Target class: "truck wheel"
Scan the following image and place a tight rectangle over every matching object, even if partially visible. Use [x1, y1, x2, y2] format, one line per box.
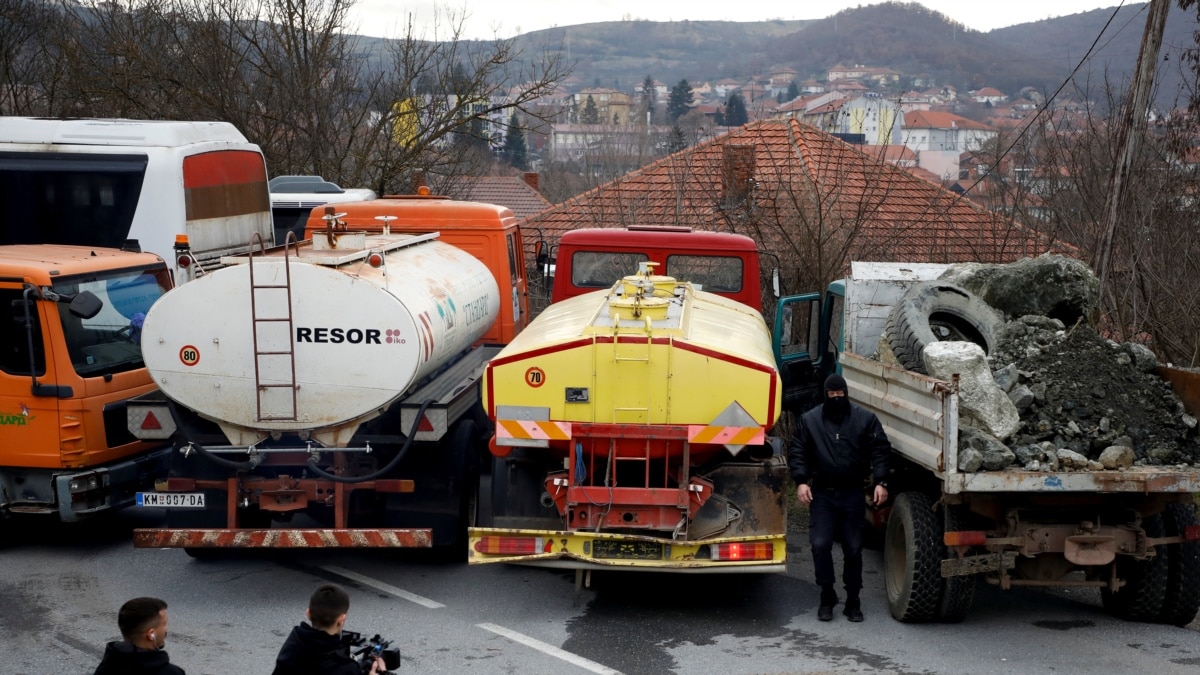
[937, 504, 976, 623]
[1158, 504, 1200, 626]
[884, 492, 943, 622]
[435, 419, 479, 561]
[882, 282, 1002, 374]
[1101, 514, 1170, 622]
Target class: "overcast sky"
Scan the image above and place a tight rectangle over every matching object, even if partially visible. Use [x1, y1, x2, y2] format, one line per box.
[349, 1, 1125, 40]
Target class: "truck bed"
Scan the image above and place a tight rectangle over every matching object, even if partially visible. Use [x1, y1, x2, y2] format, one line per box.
[841, 352, 1200, 494]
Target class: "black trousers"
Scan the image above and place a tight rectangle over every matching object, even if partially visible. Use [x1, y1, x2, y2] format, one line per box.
[809, 486, 866, 595]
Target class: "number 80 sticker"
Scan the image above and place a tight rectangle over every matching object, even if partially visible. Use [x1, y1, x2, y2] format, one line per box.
[179, 345, 200, 367]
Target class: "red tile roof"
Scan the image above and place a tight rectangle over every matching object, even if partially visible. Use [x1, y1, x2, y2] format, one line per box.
[905, 110, 995, 132]
[451, 176, 552, 222]
[523, 120, 1055, 272]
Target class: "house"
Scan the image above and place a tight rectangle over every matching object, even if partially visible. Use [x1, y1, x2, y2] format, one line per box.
[522, 119, 1054, 297]
[573, 88, 633, 125]
[971, 87, 1008, 105]
[712, 78, 743, 99]
[800, 79, 826, 94]
[835, 93, 903, 145]
[902, 111, 997, 153]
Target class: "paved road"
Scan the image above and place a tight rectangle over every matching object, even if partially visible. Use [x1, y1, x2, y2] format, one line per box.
[4, 508, 1200, 674]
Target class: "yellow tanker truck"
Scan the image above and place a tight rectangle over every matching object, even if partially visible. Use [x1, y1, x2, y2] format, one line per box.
[469, 261, 795, 574]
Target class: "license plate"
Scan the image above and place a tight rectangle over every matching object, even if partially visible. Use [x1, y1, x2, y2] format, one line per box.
[137, 492, 205, 508]
[591, 540, 664, 560]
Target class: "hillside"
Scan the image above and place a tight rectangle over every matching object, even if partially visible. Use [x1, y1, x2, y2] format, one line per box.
[499, 2, 1198, 106]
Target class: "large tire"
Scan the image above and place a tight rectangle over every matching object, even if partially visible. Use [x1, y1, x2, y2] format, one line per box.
[1101, 514, 1170, 622]
[1159, 504, 1200, 626]
[937, 504, 977, 623]
[882, 282, 1002, 374]
[884, 492, 943, 623]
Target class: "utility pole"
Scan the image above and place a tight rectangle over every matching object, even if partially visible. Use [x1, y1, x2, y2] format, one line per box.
[1095, 0, 1170, 290]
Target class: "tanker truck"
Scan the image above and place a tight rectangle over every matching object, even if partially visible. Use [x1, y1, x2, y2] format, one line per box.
[775, 261, 1200, 624]
[128, 194, 529, 554]
[467, 261, 797, 575]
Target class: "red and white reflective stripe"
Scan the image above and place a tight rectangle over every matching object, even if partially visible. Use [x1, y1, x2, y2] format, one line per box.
[132, 528, 432, 548]
[687, 425, 764, 445]
[495, 420, 572, 442]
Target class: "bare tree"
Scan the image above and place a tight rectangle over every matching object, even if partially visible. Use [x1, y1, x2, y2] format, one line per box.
[39, 0, 569, 194]
[0, 0, 60, 114]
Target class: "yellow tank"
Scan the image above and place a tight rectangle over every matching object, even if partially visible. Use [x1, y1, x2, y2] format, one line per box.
[483, 267, 780, 456]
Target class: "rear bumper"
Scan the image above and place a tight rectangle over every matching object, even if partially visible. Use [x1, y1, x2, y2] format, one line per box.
[468, 527, 787, 573]
[132, 528, 433, 549]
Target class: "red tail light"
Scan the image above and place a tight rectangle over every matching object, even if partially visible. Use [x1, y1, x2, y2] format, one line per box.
[177, 254, 192, 268]
[944, 531, 987, 546]
[474, 536, 548, 555]
[710, 542, 774, 561]
[1184, 525, 1200, 541]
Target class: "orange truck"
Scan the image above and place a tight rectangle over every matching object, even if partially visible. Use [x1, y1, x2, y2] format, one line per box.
[128, 193, 530, 554]
[1, 244, 174, 523]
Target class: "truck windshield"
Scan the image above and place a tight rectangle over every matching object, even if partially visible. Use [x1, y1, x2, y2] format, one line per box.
[666, 254, 744, 292]
[0, 152, 148, 248]
[53, 267, 171, 377]
[571, 251, 650, 288]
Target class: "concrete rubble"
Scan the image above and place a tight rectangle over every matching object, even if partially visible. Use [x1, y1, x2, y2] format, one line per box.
[886, 256, 1200, 472]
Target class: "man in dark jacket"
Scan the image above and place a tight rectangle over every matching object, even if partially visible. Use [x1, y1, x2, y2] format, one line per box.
[94, 597, 185, 675]
[789, 373, 892, 622]
[273, 583, 383, 675]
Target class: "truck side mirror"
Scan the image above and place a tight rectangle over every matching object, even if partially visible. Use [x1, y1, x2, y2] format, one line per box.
[68, 290, 103, 320]
[11, 298, 27, 324]
[535, 240, 548, 266]
[771, 268, 780, 298]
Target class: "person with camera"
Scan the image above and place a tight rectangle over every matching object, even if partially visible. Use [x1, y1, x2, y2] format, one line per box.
[273, 583, 384, 675]
[94, 596, 186, 675]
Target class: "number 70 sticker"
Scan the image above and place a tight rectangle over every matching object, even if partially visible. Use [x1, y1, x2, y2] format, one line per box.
[179, 345, 200, 366]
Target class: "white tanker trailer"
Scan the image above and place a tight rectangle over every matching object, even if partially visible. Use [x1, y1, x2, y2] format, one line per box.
[127, 197, 530, 553]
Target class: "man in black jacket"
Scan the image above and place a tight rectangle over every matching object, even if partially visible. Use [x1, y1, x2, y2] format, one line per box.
[789, 373, 892, 622]
[273, 583, 383, 675]
[94, 597, 185, 675]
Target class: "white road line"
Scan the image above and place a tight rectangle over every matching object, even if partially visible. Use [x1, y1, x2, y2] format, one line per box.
[320, 565, 445, 609]
[477, 622, 623, 675]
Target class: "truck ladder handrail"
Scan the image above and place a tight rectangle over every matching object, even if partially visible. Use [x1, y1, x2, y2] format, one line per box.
[247, 231, 299, 421]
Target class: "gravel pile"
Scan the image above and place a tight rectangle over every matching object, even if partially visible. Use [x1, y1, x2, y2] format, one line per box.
[981, 316, 1200, 470]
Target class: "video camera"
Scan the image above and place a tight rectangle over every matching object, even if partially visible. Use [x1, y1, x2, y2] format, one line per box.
[342, 630, 401, 673]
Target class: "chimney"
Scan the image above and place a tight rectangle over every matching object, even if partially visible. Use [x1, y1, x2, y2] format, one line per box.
[722, 145, 756, 201]
[523, 172, 540, 192]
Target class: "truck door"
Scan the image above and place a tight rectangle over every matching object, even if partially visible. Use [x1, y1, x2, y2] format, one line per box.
[0, 284, 62, 469]
[772, 293, 822, 414]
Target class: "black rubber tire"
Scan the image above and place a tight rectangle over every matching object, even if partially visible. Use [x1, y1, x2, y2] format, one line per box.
[435, 419, 479, 561]
[882, 282, 1002, 374]
[884, 492, 943, 623]
[937, 504, 977, 623]
[1101, 514, 1170, 622]
[1159, 504, 1200, 626]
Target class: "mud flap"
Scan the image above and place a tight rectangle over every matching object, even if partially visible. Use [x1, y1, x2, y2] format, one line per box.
[689, 457, 787, 540]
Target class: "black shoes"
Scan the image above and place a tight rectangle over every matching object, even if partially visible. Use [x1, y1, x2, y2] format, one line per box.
[843, 598, 864, 622]
[817, 587, 838, 621]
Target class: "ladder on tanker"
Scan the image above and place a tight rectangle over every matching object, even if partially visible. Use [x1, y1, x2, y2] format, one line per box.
[247, 232, 299, 421]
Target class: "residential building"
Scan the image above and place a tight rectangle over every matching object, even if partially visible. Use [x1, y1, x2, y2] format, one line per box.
[835, 93, 903, 145]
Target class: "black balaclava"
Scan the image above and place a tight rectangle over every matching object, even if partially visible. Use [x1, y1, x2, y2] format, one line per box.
[822, 373, 851, 422]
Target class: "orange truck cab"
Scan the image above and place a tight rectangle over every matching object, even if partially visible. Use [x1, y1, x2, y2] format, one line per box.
[545, 226, 765, 312]
[1, 244, 174, 521]
[304, 191, 529, 345]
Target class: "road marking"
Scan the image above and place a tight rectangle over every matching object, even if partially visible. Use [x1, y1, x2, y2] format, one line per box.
[320, 565, 445, 609]
[477, 623, 623, 674]
[54, 632, 105, 660]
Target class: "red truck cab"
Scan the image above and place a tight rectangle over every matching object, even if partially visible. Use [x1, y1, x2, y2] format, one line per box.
[547, 226, 764, 311]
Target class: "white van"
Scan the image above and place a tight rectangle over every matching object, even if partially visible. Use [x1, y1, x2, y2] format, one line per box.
[0, 117, 273, 272]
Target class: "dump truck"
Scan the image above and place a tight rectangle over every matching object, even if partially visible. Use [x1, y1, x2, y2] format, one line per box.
[128, 195, 529, 553]
[0, 117, 273, 281]
[468, 257, 803, 575]
[775, 261, 1200, 624]
[1, 244, 174, 524]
